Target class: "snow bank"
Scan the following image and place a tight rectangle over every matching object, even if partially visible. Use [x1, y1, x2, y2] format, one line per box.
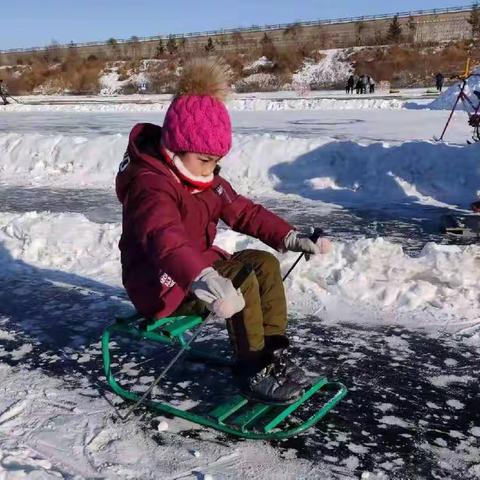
[1, 97, 405, 112]
[1, 211, 479, 330]
[1, 132, 479, 209]
[427, 69, 480, 110]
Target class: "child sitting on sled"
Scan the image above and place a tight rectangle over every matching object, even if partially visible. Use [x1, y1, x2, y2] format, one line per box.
[116, 59, 332, 404]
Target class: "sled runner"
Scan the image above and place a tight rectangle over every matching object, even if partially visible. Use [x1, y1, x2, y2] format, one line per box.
[101, 312, 347, 439]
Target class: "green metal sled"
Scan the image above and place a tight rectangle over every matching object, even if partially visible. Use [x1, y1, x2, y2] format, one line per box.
[101, 312, 348, 439]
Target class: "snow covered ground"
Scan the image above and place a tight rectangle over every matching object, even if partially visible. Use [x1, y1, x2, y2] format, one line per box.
[0, 89, 479, 479]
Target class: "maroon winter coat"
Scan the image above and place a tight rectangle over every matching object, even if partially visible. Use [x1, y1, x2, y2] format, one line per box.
[116, 123, 293, 319]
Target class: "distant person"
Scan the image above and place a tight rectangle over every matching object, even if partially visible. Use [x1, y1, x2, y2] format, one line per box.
[360, 74, 368, 94]
[435, 72, 444, 92]
[355, 77, 362, 94]
[346, 75, 355, 94]
[0, 79, 9, 105]
[368, 76, 376, 94]
[471, 200, 480, 213]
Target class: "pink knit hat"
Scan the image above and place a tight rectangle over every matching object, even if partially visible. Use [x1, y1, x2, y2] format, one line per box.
[162, 59, 232, 157]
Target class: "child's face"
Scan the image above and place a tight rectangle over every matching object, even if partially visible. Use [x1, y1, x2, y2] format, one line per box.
[179, 152, 221, 177]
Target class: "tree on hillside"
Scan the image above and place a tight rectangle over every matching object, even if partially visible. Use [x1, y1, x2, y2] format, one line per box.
[260, 32, 276, 59]
[107, 38, 119, 59]
[45, 39, 63, 63]
[205, 37, 215, 53]
[468, 4, 480, 39]
[129, 36, 140, 60]
[178, 35, 188, 52]
[232, 31, 243, 51]
[155, 38, 165, 57]
[166, 35, 178, 55]
[407, 15, 416, 43]
[387, 15, 402, 43]
[354, 21, 366, 46]
[283, 22, 302, 39]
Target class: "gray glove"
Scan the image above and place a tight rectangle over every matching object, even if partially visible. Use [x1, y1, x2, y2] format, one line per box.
[191, 267, 245, 318]
[283, 229, 332, 259]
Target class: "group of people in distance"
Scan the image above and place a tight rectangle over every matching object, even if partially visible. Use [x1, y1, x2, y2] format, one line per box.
[346, 74, 375, 94]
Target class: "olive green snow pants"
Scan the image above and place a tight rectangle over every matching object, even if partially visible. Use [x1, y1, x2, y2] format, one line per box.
[174, 249, 288, 358]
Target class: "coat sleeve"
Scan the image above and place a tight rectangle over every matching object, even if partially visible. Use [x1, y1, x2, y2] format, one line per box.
[218, 178, 293, 251]
[127, 173, 212, 290]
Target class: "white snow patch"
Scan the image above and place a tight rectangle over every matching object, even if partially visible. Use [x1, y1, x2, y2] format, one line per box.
[379, 416, 410, 428]
[428, 67, 480, 110]
[446, 399, 465, 410]
[242, 56, 274, 74]
[292, 49, 353, 89]
[429, 375, 476, 387]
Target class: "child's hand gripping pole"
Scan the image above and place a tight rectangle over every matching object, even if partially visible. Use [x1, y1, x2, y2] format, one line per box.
[282, 227, 324, 282]
[121, 264, 253, 422]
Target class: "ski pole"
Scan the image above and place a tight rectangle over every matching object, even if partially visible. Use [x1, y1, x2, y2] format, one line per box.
[121, 263, 253, 421]
[438, 79, 466, 141]
[282, 228, 324, 282]
[7, 94, 22, 104]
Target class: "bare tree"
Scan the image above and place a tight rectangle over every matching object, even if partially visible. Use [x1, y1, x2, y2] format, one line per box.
[155, 38, 165, 58]
[260, 32, 276, 59]
[107, 38, 120, 59]
[166, 35, 178, 55]
[407, 15, 417, 43]
[129, 35, 140, 60]
[354, 21, 366, 46]
[205, 37, 215, 53]
[468, 4, 480, 39]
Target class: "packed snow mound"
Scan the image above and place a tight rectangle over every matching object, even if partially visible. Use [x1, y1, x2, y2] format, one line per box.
[99, 60, 164, 95]
[242, 56, 275, 74]
[292, 49, 353, 89]
[1, 211, 479, 328]
[235, 73, 279, 92]
[427, 68, 480, 110]
[2, 97, 405, 112]
[1, 133, 479, 209]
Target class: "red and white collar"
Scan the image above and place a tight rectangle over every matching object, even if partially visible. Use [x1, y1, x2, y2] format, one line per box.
[160, 144, 214, 191]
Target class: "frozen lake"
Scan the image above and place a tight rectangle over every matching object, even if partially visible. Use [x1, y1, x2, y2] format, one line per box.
[0, 95, 479, 479]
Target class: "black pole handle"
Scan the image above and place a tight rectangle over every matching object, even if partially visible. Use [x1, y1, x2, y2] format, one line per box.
[282, 227, 325, 282]
[310, 227, 324, 243]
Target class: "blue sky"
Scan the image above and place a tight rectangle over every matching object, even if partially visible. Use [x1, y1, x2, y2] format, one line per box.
[0, 0, 472, 50]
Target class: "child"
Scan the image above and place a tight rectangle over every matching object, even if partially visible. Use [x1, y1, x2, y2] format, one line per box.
[116, 59, 331, 404]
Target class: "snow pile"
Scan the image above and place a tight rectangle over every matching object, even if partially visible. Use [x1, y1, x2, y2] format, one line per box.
[99, 60, 163, 95]
[427, 68, 480, 110]
[1, 211, 479, 330]
[0, 133, 125, 187]
[2, 132, 479, 210]
[292, 49, 353, 89]
[235, 73, 279, 92]
[0, 211, 121, 285]
[242, 56, 274, 74]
